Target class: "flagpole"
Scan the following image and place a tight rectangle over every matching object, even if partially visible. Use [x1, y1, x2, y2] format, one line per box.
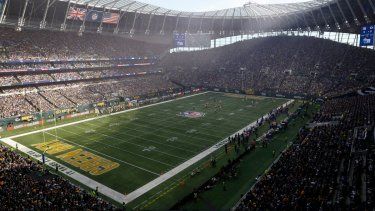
[40, 100, 47, 168]
[40, 100, 46, 144]
[54, 109, 58, 141]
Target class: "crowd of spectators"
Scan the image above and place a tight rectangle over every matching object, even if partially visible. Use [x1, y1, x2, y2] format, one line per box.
[0, 27, 168, 61]
[236, 94, 375, 210]
[0, 61, 156, 86]
[0, 75, 177, 119]
[1, 25, 374, 209]
[161, 36, 375, 97]
[173, 100, 297, 209]
[0, 144, 115, 209]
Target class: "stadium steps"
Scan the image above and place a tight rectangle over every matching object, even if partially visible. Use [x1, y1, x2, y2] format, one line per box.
[14, 76, 22, 83]
[24, 97, 40, 112]
[170, 80, 186, 88]
[277, 74, 288, 89]
[48, 73, 58, 82]
[158, 50, 170, 61]
[77, 71, 85, 78]
[361, 156, 367, 204]
[38, 92, 59, 109]
[58, 91, 77, 106]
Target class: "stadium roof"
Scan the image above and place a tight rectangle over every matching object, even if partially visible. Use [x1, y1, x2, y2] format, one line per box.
[60, 0, 336, 18]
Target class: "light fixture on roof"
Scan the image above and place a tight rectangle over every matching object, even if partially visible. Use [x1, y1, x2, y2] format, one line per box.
[97, 26, 103, 34]
[60, 23, 67, 31]
[335, 22, 340, 30]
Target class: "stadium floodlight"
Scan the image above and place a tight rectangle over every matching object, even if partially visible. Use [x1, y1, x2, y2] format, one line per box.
[0, 0, 8, 23]
[364, 15, 370, 23]
[16, 18, 24, 31]
[40, 20, 47, 29]
[97, 26, 103, 34]
[335, 22, 341, 30]
[129, 28, 135, 37]
[60, 23, 67, 31]
[16, 0, 29, 32]
[354, 18, 360, 26]
[78, 25, 85, 36]
[113, 27, 119, 34]
[344, 20, 350, 28]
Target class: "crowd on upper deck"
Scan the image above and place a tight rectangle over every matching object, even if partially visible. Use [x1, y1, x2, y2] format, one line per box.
[161, 36, 375, 97]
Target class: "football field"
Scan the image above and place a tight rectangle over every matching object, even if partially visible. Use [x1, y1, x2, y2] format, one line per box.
[6, 92, 289, 206]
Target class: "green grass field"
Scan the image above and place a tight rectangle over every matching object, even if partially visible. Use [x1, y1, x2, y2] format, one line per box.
[7, 92, 289, 208]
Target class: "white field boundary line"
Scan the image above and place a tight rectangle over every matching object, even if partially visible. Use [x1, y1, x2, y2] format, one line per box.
[3, 93, 293, 205]
[0, 137, 126, 204]
[7, 91, 209, 140]
[134, 119, 271, 209]
[122, 99, 294, 204]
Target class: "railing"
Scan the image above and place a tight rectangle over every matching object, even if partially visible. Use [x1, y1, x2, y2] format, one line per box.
[170, 31, 373, 53]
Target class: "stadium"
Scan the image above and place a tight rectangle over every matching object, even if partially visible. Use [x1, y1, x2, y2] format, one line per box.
[0, 0, 374, 209]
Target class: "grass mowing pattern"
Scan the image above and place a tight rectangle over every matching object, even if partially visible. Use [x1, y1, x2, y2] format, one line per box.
[180, 103, 317, 210]
[11, 92, 288, 203]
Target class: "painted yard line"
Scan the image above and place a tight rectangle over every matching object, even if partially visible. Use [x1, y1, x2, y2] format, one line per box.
[115, 114, 223, 140]
[118, 96, 286, 138]
[96, 95, 281, 147]
[137, 111, 292, 209]
[91, 119, 208, 149]
[80, 121, 199, 154]
[122, 99, 295, 204]
[117, 97, 285, 136]
[7, 91, 210, 140]
[0, 138, 127, 204]
[57, 127, 175, 168]
[99, 112, 218, 146]
[134, 145, 230, 209]
[113, 118, 219, 145]
[43, 131, 160, 176]
[110, 95, 260, 135]
[135, 109, 293, 209]
[5, 92, 289, 206]
[115, 105, 252, 138]
[74, 97, 258, 151]
[69, 123, 189, 161]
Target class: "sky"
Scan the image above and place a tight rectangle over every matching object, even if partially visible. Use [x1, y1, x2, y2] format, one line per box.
[138, 0, 311, 12]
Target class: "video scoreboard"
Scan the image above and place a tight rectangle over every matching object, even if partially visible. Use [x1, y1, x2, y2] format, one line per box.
[360, 24, 375, 47]
[173, 33, 211, 48]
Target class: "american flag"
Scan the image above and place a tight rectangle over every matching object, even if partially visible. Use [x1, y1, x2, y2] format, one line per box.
[67, 7, 86, 21]
[103, 12, 119, 24]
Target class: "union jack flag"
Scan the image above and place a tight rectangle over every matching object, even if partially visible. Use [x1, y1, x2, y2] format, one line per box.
[67, 7, 86, 21]
[103, 12, 119, 24]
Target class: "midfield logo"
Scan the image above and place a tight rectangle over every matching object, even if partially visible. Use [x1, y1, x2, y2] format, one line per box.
[178, 111, 205, 119]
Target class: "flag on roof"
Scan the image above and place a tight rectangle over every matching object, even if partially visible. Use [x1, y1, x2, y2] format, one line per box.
[67, 7, 86, 21]
[103, 12, 120, 24]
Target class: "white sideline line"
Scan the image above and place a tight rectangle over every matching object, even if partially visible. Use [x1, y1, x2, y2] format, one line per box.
[122, 99, 294, 204]
[3, 92, 294, 205]
[7, 91, 209, 140]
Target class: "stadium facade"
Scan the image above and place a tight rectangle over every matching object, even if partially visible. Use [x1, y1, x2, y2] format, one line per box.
[0, 0, 374, 44]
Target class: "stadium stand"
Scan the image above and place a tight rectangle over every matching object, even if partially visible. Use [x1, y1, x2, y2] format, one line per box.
[0, 144, 115, 210]
[0, 0, 375, 208]
[0, 27, 167, 61]
[161, 36, 375, 97]
[236, 95, 375, 210]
